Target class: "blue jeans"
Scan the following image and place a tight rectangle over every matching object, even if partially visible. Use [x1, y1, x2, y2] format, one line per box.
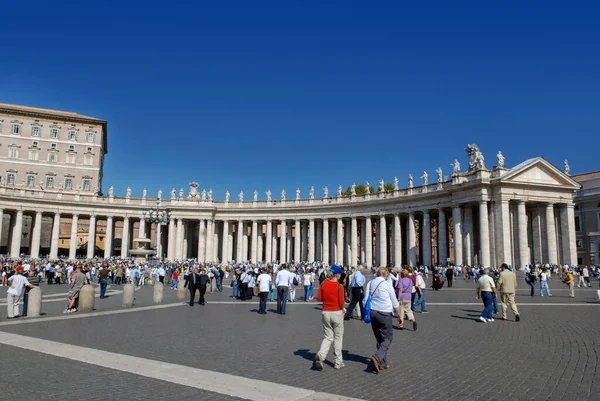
[232, 281, 239, 298]
[171, 279, 178, 290]
[277, 286, 289, 314]
[528, 281, 535, 296]
[304, 285, 310, 301]
[21, 291, 29, 316]
[540, 281, 552, 296]
[492, 293, 498, 313]
[412, 289, 427, 312]
[481, 291, 493, 320]
[309, 283, 314, 298]
[216, 277, 223, 292]
[100, 279, 108, 298]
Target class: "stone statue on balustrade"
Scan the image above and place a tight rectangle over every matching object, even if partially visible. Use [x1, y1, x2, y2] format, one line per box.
[564, 159, 570, 175]
[323, 186, 328, 198]
[188, 182, 199, 198]
[109, 186, 114, 197]
[208, 189, 213, 201]
[201, 189, 207, 200]
[170, 188, 176, 200]
[253, 190, 258, 202]
[408, 175, 413, 189]
[465, 144, 485, 170]
[239, 191, 244, 202]
[421, 171, 428, 186]
[296, 188, 301, 200]
[179, 188, 184, 199]
[351, 183, 356, 196]
[496, 151, 505, 169]
[451, 159, 461, 176]
[436, 168, 443, 183]
[281, 189, 286, 200]
[225, 191, 230, 202]
[126, 187, 132, 198]
[378, 179, 385, 192]
[309, 186, 315, 199]
[157, 189, 162, 200]
[266, 189, 272, 201]
[337, 185, 342, 197]
[142, 188, 147, 199]
[393, 177, 399, 191]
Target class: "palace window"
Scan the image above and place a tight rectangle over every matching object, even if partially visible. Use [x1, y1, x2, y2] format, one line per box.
[31, 126, 40, 137]
[11, 124, 20, 134]
[68, 145, 75, 151]
[64, 178, 73, 189]
[32, 141, 39, 147]
[574, 215, 581, 232]
[68, 130, 77, 140]
[50, 128, 58, 139]
[8, 146, 19, 158]
[84, 155, 93, 165]
[51, 143, 57, 149]
[48, 151, 57, 162]
[7, 173, 15, 185]
[86, 133, 95, 142]
[46, 176, 54, 187]
[87, 147, 92, 152]
[82, 179, 91, 191]
[29, 150, 39, 160]
[26, 175, 35, 187]
[66, 153, 76, 164]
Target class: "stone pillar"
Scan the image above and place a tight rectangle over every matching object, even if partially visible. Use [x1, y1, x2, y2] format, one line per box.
[265, 220, 272, 262]
[206, 219, 214, 262]
[517, 201, 528, 270]
[139, 218, 146, 239]
[69, 215, 79, 260]
[294, 219, 301, 262]
[27, 286, 42, 317]
[121, 217, 130, 259]
[360, 220, 366, 264]
[336, 218, 344, 265]
[479, 201, 491, 268]
[153, 282, 164, 304]
[0, 209, 3, 251]
[50, 212, 61, 260]
[379, 215, 387, 267]
[560, 204, 577, 266]
[30, 211, 43, 259]
[316, 220, 323, 262]
[438, 209, 447, 265]
[302, 221, 308, 261]
[156, 223, 163, 259]
[197, 219, 204, 262]
[86, 215, 96, 259]
[236, 220, 243, 262]
[345, 222, 351, 265]
[78, 285, 95, 313]
[166, 218, 175, 261]
[308, 218, 315, 262]
[10, 210, 23, 258]
[257, 229, 263, 262]
[350, 217, 358, 266]
[422, 211, 432, 267]
[494, 200, 512, 266]
[365, 216, 372, 268]
[393, 214, 402, 268]
[182, 222, 189, 260]
[279, 220, 287, 263]
[463, 207, 473, 266]
[251, 220, 258, 263]
[452, 206, 463, 266]
[104, 216, 114, 259]
[227, 224, 234, 262]
[176, 279, 186, 301]
[408, 212, 416, 267]
[122, 283, 135, 307]
[531, 207, 543, 264]
[544, 203, 558, 264]
[175, 219, 183, 260]
[222, 220, 229, 262]
[322, 219, 329, 265]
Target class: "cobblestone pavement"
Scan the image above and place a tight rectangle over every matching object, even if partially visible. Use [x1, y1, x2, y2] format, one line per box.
[1, 274, 598, 401]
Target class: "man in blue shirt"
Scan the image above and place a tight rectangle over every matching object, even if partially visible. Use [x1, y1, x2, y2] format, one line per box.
[344, 265, 365, 320]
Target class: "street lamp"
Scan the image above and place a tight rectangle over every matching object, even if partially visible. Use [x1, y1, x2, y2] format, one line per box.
[142, 199, 171, 260]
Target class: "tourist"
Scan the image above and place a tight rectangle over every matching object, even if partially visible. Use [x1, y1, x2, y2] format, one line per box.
[289, 266, 299, 302]
[303, 267, 313, 302]
[231, 268, 240, 298]
[525, 267, 537, 296]
[497, 263, 520, 322]
[539, 268, 552, 297]
[157, 265, 166, 284]
[275, 264, 293, 315]
[256, 268, 271, 314]
[98, 264, 110, 299]
[445, 266, 454, 288]
[65, 266, 87, 314]
[582, 266, 591, 287]
[6, 266, 34, 319]
[563, 269, 575, 298]
[412, 271, 428, 313]
[171, 269, 179, 290]
[185, 268, 200, 306]
[247, 270, 256, 300]
[313, 265, 346, 370]
[476, 268, 496, 323]
[197, 268, 210, 305]
[344, 265, 365, 320]
[363, 267, 402, 373]
[396, 269, 417, 331]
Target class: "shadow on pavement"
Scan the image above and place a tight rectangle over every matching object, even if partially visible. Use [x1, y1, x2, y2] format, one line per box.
[450, 315, 481, 322]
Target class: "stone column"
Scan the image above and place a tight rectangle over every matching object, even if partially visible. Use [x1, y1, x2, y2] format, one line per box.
[242, 222, 248, 261]
[438, 209, 447, 265]
[452, 206, 463, 266]
[86, 215, 96, 259]
[408, 212, 416, 267]
[30, 211, 43, 259]
[379, 215, 387, 267]
[156, 223, 163, 259]
[251, 220, 258, 263]
[139, 218, 146, 239]
[206, 219, 214, 262]
[531, 207, 542, 264]
[166, 218, 175, 260]
[463, 207, 473, 266]
[197, 219, 206, 262]
[0, 209, 3, 250]
[336, 218, 344, 265]
[175, 218, 183, 260]
[479, 201, 490, 268]
[360, 220, 366, 263]
[294, 219, 301, 261]
[422, 211, 432, 267]
[265, 220, 272, 262]
[365, 216, 372, 268]
[393, 214, 402, 267]
[544, 203, 557, 264]
[345, 222, 351, 264]
[494, 200, 512, 266]
[69, 214, 79, 260]
[104, 216, 114, 259]
[302, 221, 308, 261]
[322, 219, 329, 265]
[235, 220, 243, 261]
[121, 217, 130, 259]
[308, 218, 315, 262]
[517, 201, 528, 270]
[560, 204, 577, 266]
[316, 220, 323, 262]
[222, 220, 230, 263]
[10, 210, 24, 258]
[49, 212, 61, 259]
[279, 220, 287, 262]
[350, 216, 358, 266]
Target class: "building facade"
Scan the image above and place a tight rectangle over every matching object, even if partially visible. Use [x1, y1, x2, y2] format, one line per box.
[573, 171, 600, 265]
[0, 103, 107, 194]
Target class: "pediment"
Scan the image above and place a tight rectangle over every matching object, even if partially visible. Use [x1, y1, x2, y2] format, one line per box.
[501, 158, 580, 189]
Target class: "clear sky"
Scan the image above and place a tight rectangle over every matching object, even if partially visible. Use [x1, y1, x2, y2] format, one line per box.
[1, 1, 598, 199]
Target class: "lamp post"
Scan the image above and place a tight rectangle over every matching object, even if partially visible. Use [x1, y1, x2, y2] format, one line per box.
[142, 199, 171, 260]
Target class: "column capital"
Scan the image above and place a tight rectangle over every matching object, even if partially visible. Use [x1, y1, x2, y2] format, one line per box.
[54, 211, 61, 217]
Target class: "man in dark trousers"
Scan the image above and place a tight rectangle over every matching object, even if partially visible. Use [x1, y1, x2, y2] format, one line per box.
[198, 268, 210, 305]
[185, 267, 201, 306]
[446, 266, 454, 288]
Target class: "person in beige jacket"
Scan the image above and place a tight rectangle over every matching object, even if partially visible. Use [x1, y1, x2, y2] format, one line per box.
[496, 264, 520, 322]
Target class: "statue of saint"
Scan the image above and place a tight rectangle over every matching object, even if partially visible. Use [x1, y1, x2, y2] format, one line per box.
[564, 159, 570, 175]
[408, 175, 413, 188]
[309, 186, 315, 199]
[239, 191, 244, 202]
[497, 151, 505, 168]
[281, 189, 286, 200]
[157, 189, 162, 199]
[201, 189, 207, 200]
[225, 191, 230, 202]
[179, 188, 184, 199]
[207, 189, 212, 201]
[351, 183, 356, 195]
[323, 186, 328, 198]
[266, 189, 272, 201]
[295, 188, 301, 200]
[393, 177, 399, 191]
[170, 188, 176, 200]
[421, 171, 428, 186]
[465, 144, 485, 170]
[126, 187, 131, 198]
[378, 179, 385, 192]
[365, 181, 371, 193]
[337, 185, 342, 197]
[253, 190, 258, 202]
[108, 186, 114, 197]
[451, 159, 461, 176]
[436, 168, 443, 183]
[142, 188, 147, 199]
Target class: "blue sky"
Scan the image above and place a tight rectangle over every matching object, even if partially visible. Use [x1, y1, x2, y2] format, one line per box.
[1, 1, 598, 199]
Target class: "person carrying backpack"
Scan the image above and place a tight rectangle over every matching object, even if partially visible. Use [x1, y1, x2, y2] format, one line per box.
[525, 268, 537, 296]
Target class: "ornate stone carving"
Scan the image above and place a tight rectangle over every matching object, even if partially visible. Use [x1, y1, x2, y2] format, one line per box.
[378, 179, 384, 192]
[225, 191, 230, 202]
[421, 171, 428, 186]
[309, 186, 315, 199]
[351, 183, 356, 196]
[497, 151, 505, 169]
[408, 175, 413, 189]
[451, 159, 461, 176]
[393, 177, 399, 191]
[170, 188, 176, 200]
[365, 181, 371, 193]
[564, 159, 570, 175]
[126, 187, 131, 198]
[188, 182, 199, 198]
[266, 189, 272, 201]
[201, 189, 207, 200]
[465, 144, 485, 170]
[207, 189, 212, 201]
[108, 186, 114, 197]
[253, 190, 258, 202]
[157, 189, 162, 200]
[239, 191, 244, 202]
[179, 188, 184, 199]
[322, 186, 328, 198]
[142, 188, 147, 199]
[295, 188, 300, 200]
[337, 185, 342, 197]
[281, 189, 286, 200]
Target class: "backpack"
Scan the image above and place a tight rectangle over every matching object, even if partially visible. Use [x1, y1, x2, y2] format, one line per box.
[319, 271, 326, 282]
[293, 274, 299, 286]
[363, 280, 384, 324]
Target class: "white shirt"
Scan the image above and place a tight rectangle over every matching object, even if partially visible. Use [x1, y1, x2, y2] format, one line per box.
[415, 274, 426, 289]
[276, 270, 293, 287]
[7, 275, 31, 297]
[363, 277, 399, 313]
[257, 273, 271, 292]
